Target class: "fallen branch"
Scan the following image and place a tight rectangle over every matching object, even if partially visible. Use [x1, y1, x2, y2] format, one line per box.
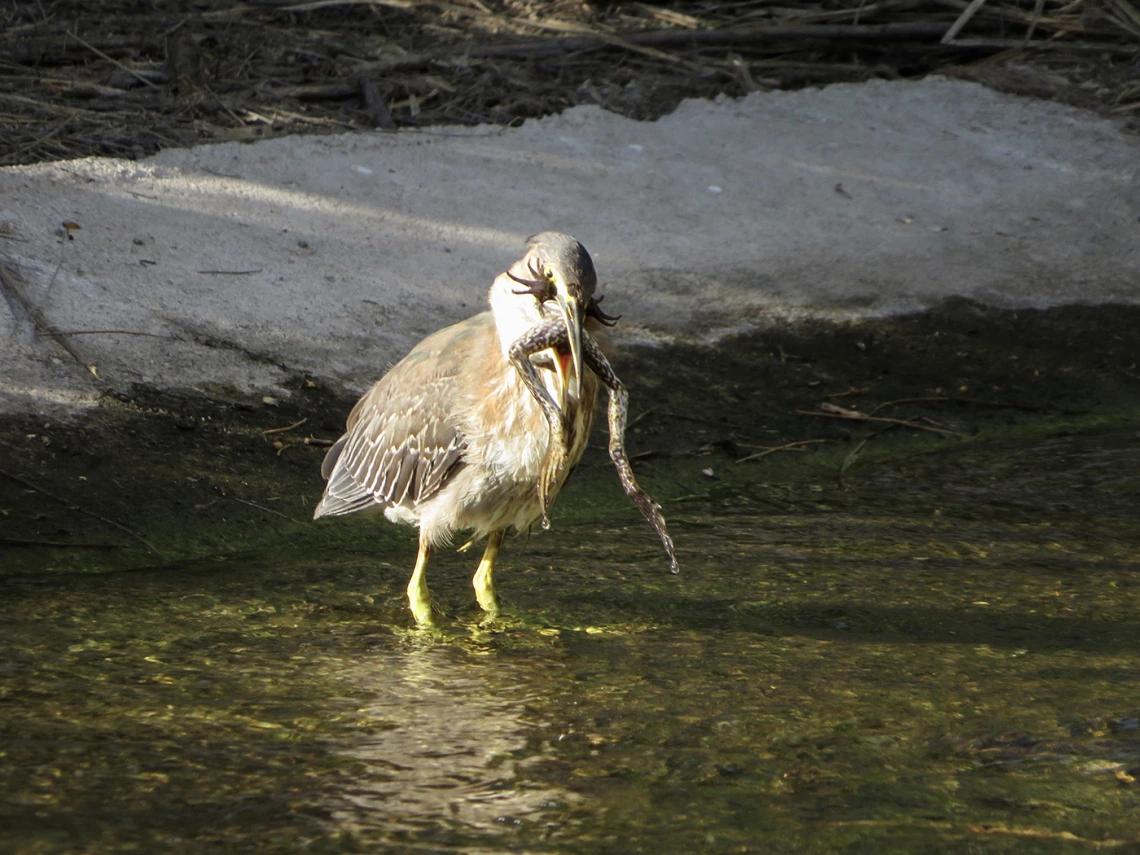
[824, 386, 870, 398]
[0, 35, 141, 65]
[231, 496, 311, 525]
[941, 0, 991, 42]
[737, 439, 830, 463]
[274, 80, 362, 101]
[948, 35, 1137, 53]
[867, 396, 949, 415]
[330, 21, 968, 82]
[658, 409, 726, 426]
[261, 417, 308, 436]
[464, 21, 952, 59]
[67, 30, 162, 89]
[798, 402, 965, 437]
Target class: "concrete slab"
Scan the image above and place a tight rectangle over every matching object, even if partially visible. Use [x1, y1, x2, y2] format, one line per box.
[1, 77, 1136, 414]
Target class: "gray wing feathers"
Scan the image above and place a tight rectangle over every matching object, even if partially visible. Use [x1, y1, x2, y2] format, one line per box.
[320, 435, 348, 481]
[316, 452, 384, 517]
[313, 319, 484, 520]
[314, 434, 377, 518]
[314, 406, 465, 518]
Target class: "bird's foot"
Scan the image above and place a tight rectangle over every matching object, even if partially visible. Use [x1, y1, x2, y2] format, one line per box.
[407, 584, 436, 628]
[473, 573, 499, 618]
[475, 592, 499, 619]
[410, 604, 436, 629]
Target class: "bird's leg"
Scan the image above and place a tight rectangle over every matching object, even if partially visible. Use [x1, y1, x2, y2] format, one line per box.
[508, 318, 571, 527]
[582, 334, 680, 574]
[406, 536, 435, 626]
[472, 529, 505, 619]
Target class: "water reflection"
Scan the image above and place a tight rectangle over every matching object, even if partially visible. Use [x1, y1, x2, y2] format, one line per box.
[3, 425, 1140, 853]
[333, 642, 570, 845]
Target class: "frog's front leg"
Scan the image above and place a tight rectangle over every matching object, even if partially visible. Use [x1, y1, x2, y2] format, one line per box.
[508, 317, 570, 528]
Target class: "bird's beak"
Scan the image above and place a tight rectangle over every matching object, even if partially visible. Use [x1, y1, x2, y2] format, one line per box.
[552, 279, 584, 403]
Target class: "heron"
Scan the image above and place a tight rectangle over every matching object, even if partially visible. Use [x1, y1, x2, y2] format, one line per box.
[314, 232, 676, 626]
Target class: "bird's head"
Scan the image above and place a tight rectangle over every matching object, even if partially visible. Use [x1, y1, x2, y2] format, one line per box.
[504, 232, 615, 401]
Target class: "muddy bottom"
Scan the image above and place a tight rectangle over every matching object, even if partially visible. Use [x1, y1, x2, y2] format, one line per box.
[2, 300, 1139, 853]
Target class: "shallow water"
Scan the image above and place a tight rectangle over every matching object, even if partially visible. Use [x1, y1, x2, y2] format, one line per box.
[3, 427, 1139, 854]
[3, 303, 1140, 852]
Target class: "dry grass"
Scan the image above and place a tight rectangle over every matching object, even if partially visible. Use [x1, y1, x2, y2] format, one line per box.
[1, 0, 1138, 167]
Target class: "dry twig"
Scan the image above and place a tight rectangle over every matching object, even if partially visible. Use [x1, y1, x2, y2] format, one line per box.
[798, 401, 965, 437]
[231, 496, 311, 525]
[67, 30, 161, 89]
[261, 417, 308, 436]
[0, 467, 161, 555]
[736, 439, 830, 463]
[941, 0, 992, 42]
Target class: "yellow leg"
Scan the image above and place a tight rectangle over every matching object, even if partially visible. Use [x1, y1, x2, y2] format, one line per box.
[472, 530, 505, 618]
[406, 538, 434, 627]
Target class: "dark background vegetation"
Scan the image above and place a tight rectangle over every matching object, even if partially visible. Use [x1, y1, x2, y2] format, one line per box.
[2, 0, 1138, 167]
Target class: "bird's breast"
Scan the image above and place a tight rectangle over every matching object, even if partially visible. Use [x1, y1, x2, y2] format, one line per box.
[464, 340, 597, 486]
[469, 361, 551, 479]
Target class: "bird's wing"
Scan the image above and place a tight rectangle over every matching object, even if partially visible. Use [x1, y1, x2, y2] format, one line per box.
[314, 314, 493, 519]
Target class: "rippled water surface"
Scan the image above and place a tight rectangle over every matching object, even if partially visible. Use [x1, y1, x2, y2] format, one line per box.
[3, 305, 1140, 853]
[4, 427, 1139, 854]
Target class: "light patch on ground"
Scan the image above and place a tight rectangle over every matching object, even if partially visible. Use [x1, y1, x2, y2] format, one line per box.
[1, 78, 1136, 414]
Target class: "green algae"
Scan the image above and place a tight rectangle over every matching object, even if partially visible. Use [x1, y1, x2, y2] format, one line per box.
[1, 300, 1139, 853]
